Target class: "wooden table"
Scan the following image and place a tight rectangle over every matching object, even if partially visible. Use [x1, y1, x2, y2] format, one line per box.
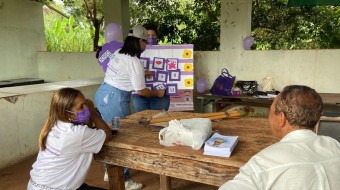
[94, 110, 279, 190]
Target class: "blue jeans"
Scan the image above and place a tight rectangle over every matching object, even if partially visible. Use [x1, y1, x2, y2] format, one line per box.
[95, 82, 131, 123]
[94, 82, 132, 180]
[132, 95, 170, 112]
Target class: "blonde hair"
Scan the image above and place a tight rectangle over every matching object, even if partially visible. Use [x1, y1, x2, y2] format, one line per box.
[39, 88, 81, 150]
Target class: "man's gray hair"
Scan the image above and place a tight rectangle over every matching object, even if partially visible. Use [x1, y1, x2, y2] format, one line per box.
[274, 85, 323, 129]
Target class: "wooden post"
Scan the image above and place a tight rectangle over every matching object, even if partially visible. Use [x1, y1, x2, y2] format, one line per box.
[107, 164, 125, 190]
[160, 175, 171, 190]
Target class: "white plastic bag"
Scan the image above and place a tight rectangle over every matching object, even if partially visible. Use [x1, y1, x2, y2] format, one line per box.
[158, 118, 212, 150]
[261, 76, 275, 92]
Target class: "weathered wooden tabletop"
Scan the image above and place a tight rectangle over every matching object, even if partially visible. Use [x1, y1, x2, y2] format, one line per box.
[94, 110, 279, 190]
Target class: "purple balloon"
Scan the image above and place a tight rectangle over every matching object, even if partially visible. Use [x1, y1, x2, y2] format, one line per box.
[97, 40, 123, 72]
[197, 79, 208, 93]
[243, 36, 254, 50]
[104, 23, 122, 43]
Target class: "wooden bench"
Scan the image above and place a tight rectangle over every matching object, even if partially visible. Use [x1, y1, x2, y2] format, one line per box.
[196, 93, 274, 113]
[196, 93, 340, 113]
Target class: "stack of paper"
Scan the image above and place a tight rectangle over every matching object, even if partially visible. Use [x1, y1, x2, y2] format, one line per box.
[203, 133, 238, 157]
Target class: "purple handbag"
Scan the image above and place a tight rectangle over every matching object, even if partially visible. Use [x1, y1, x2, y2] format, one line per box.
[210, 68, 236, 96]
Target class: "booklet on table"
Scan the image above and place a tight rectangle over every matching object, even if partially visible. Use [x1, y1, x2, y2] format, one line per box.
[203, 133, 238, 157]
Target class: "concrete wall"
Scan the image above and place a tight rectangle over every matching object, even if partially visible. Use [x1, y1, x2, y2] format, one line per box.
[37, 52, 104, 82]
[230, 49, 340, 93]
[0, 0, 46, 81]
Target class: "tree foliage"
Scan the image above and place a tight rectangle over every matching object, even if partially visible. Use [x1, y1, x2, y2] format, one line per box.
[252, 0, 340, 50]
[130, 0, 220, 51]
[62, 0, 104, 51]
[35, 0, 104, 51]
[44, 14, 98, 52]
[39, 0, 340, 52]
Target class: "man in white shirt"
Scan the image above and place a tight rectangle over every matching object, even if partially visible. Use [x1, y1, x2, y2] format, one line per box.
[219, 85, 340, 190]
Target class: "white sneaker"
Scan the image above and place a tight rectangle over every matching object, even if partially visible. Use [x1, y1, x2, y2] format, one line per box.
[125, 179, 143, 190]
[104, 170, 108, 182]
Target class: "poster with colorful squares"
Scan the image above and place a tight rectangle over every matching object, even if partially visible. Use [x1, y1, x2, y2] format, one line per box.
[141, 44, 194, 111]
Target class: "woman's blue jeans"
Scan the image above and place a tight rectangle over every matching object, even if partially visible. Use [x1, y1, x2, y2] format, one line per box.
[94, 82, 132, 180]
[95, 82, 131, 123]
[132, 95, 170, 112]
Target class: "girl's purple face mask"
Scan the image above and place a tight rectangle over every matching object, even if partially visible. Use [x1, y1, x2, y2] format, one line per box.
[67, 107, 91, 124]
[147, 37, 158, 45]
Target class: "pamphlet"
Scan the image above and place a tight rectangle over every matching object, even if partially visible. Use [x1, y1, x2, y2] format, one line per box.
[203, 133, 238, 157]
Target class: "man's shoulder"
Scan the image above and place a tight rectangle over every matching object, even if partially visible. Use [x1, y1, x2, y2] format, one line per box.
[317, 134, 340, 143]
[248, 133, 340, 169]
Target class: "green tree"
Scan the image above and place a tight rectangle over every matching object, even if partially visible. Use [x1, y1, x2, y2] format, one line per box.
[37, 0, 221, 51]
[37, 0, 340, 51]
[130, 0, 221, 51]
[62, 0, 104, 51]
[34, 0, 104, 51]
[251, 0, 340, 50]
[44, 14, 95, 52]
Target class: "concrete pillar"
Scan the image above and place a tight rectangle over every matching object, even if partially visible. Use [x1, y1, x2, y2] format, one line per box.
[103, 0, 130, 41]
[220, 0, 252, 53]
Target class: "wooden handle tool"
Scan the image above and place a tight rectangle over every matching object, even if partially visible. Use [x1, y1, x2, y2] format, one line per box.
[138, 110, 241, 126]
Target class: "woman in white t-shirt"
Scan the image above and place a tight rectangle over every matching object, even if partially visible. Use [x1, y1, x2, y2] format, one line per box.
[28, 88, 112, 190]
[95, 25, 165, 121]
[94, 25, 165, 190]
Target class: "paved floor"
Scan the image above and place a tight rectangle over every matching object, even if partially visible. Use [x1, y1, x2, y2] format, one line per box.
[0, 154, 218, 190]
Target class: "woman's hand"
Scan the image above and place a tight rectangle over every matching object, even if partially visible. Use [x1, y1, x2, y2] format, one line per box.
[137, 88, 165, 98]
[86, 99, 113, 142]
[145, 70, 153, 79]
[156, 89, 166, 97]
[84, 99, 97, 126]
[86, 99, 96, 112]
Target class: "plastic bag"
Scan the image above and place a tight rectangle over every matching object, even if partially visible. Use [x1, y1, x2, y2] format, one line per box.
[261, 77, 275, 92]
[159, 118, 212, 150]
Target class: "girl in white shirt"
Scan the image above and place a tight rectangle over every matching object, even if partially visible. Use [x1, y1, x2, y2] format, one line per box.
[28, 88, 112, 190]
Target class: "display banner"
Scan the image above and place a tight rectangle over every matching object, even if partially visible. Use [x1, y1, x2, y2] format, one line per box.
[141, 44, 194, 111]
